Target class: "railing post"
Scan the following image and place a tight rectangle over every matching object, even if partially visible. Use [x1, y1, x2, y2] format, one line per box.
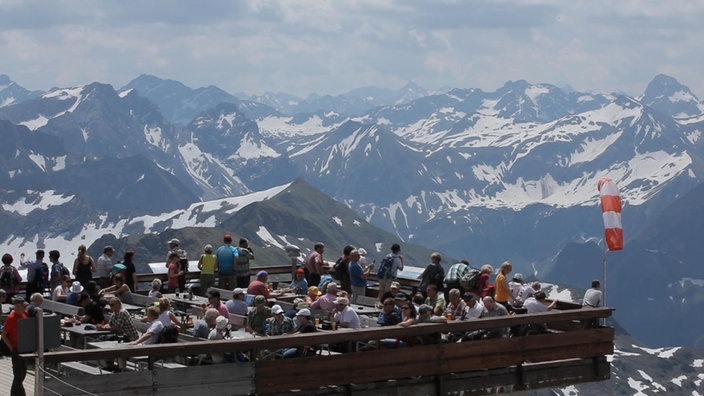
[35, 307, 44, 396]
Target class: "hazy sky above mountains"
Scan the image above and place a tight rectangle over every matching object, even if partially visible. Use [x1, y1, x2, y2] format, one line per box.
[1, 0, 703, 98]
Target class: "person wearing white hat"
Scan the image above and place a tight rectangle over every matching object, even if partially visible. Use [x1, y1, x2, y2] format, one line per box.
[280, 308, 318, 358]
[226, 287, 248, 316]
[332, 296, 361, 329]
[266, 305, 294, 336]
[66, 280, 84, 305]
[209, 315, 231, 363]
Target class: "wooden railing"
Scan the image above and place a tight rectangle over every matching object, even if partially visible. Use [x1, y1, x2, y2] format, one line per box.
[29, 306, 614, 395]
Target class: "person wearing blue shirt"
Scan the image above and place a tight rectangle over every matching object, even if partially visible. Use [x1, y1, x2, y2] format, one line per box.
[348, 250, 374, 304]
[215, 234, 239, 290]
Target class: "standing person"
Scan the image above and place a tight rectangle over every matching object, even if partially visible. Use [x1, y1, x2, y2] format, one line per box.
[96, 246, 115, 288]
[2, 297, 29, 395]
[467, 264, 494, 298]
[122, 251, 138, 292]
[166, 252, 182, 294]
[197, 244, 217, 293]
[444, 260, 469, 295]
[215, 234, 238, 290]
[304, 242, 325, 288]
[348, 250, 374, 304]
[332, 245, 354, 294]
[21, 249, 48, 300]
[419, 252, 445, 296]
[236, 238, 255, 289]
[166, 238, 188, 291]
[376, 243, 404, 302]
[0, 253, 22, 299]
[73, 244, 96, 287]
[49, 250, 70, 296]
[494, 261, 514, 311]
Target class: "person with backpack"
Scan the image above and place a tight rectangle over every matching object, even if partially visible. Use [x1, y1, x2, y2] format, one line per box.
[0, 253, 22, 299]
[467, 263, 495, 298]
[21, 249, 49, 300]
[419, 252, 445, 297]
[236, 238, 255, 288]
[444, 260, 469, 295]
[332, 245, 353, 294]
[49, 250, 70, 296]
[215, 234, 239, 290]
[377, 243, 404, 302]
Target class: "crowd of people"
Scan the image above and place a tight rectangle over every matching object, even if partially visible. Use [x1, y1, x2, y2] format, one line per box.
[0, 236, 604, 389]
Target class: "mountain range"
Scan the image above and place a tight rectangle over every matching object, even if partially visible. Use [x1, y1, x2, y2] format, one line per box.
[1, 72, 703, 351]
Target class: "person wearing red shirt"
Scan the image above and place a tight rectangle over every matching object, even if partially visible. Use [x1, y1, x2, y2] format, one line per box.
[247, 270, 270, 299]
[2, 297, 29, 395]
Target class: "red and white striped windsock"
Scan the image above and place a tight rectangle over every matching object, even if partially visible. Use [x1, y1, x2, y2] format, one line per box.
[597, 177, 623, 251]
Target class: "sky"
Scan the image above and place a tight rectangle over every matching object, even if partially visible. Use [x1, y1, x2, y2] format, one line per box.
[1, 0, 704, 99]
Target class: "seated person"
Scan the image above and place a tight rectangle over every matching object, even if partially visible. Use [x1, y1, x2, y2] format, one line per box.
[444, 288, 466, 320]
[207, 289, 229, 318]
[75, 292, 104, 324]
[460, 297, 509, 341]
[281, 308, 317, 358]
[130, 306, 163, 345]
[332, 297, 361, 329]
[208, 316, 234, 363]
[98, 274, 133, 304]
[462, 293, 484, 319]
[424, 284, 446, 315]
[52, 275, 71, 302]
[99, 298, 139, 371]
[148, 279, 163, 298]
[226, 288, 248, 315]
[66, 281, 83, 306]
[305, 286, 322, 304]
[415, 304, 447, 345]
[317, 263, 334, 294]
[246, 295, 272, 335]
[247, 271, 270, 299]
[310, 282, 338, 312]
[377, 297, 402, 326]
[193, 308, 219, 339]
[266, 305, 295, 336]
[523, 290, 556, 314]
[287, 268, 308, 295]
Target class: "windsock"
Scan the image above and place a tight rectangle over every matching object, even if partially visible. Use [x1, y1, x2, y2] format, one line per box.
[597, 178, 623, 251]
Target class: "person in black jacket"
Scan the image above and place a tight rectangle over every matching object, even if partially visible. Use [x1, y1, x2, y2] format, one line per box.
[419, 252, 445, 296]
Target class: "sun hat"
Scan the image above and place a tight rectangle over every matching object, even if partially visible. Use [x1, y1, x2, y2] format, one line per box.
[215, 315, 229, 330]
[70, 281, 84, 294]
[333, 297, 349, 305]
[271, 305, 284, 315]
[296, 308, 312, 317]
[308, 286, 322, 296]
[167, 238, 180, 245]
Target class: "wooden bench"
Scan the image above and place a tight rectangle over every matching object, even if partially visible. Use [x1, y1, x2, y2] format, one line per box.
[130, 293, 158, 307]
[42, 299, 85, 317]
[59, 361, 109, 376]
[354, 295, 379, 307]
[207, 287, 235, 301]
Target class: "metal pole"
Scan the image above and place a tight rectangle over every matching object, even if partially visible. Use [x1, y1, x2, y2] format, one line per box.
[35, 307, 44, 396]
[291, 257, 296, 282]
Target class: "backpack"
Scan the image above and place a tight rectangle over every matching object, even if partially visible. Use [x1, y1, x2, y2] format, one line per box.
[179, 257, 189, 274]
[0, 266, 17, 290]
[237, 247, 251, 265]
[34, 263, 50, 290]
[459, 268, 481, 291]
[332, 257, 347, 279]
[159, 324, 179, 344]
[51, 263, 70, 283]
[376, 254, 395, 280]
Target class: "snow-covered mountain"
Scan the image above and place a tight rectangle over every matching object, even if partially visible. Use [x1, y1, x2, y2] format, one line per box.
[1, 72, 703, 347]
[0, 74, 40, 107]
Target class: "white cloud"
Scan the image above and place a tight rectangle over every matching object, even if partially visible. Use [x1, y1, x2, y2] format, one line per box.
[1, 1, 703, 98]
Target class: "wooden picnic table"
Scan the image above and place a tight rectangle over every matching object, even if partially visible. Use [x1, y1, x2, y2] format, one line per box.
[162, 293, 209, 311]
[61, 322, 114, 349]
